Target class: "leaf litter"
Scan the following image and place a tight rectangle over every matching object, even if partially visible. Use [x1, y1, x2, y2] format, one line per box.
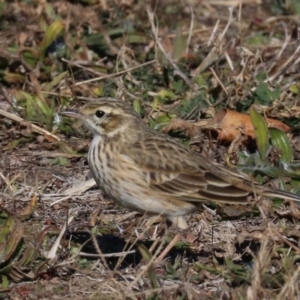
[1, 1, 300, 299]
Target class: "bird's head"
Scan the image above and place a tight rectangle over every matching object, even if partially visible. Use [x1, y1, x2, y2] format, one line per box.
[61, 98, 142, 138]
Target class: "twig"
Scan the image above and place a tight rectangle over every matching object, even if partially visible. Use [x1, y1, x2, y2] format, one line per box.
[274, 231, 300, 256]
[0, 171, 15, 193]
[276, 265, 300, 300]
[47, 215, 74, 260]
[80, 250, 135, 258]
[186, 4, 194, 53]
[146, 7, 194, 90]
[72, 59, 157, 86]
[61, 58, 108, 77]
[209, 67, 228, 96]
[273, 23, 290, 61]
[119, 285, 181, 298]
[128, 231, 166, 289]
[208, 19, 220, 47]
[0, 108, 61, 142]
[154, 232, 182, 264]
[266, 43, 300, 83]
[27, 151, 83, 158]
[193, 7, 235, 76]
[90, 229, 111, 270]
[246, 235, 272, 300]
[61, 178, 96, 196]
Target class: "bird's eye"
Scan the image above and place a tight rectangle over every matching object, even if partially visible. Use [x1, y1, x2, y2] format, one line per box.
[95, 110, 105, 118]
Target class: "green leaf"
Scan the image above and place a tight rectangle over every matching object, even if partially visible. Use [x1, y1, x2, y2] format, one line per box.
[0, 216, 23, 264]
[39, 20, 64, 59]
[255, 165, 288, 177]
[255, 82, 281, 104]
[269, 128, 292, 163]
[92, 85, 104, 96]
[289, 84, 300, 94]
[290, 0, 300, 14]
[152, 113, 173, 130]
[49, 157, 70, 166]
[84, 28, 126, 56]
[148, 117, 156, 129]
[245, 32, 270, 46]
[250, 108, 270, 160]
[3, 72, 25, 84]
[43, 71, 69, 92]
[124, 33, 148, 44]
[19, 92, 54, 130]
[173, 26, 186, 60]
[21, 49, 39, 68]
[194, 75, 208, 88]
[137, 244, 158, 291]
[156, 89, 176, 103]
[59, 142, 79, 155]
[0, 275, 10, 289]
[133, 99, 142, 115]
[173, 79, 185, 94]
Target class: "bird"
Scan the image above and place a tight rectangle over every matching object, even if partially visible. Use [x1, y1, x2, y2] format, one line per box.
[62, 97, 300, 229]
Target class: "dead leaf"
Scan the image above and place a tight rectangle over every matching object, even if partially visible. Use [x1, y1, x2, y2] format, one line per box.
[161, 119, 200, 137]
[206, 109, 290, 143]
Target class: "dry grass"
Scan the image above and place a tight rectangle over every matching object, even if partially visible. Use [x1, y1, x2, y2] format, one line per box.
[1, 0, 300, 299]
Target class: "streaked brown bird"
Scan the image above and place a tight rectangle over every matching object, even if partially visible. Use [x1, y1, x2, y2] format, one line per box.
[62, 98, 300, 229]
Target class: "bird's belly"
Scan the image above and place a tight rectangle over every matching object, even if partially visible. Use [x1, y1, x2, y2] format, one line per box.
[105, 182, 194, 217]
[93, 168, 172, 214]
[88, 148, 195, 217]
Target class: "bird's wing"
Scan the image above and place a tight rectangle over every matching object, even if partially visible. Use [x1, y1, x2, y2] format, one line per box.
[121, 134, 255, 204]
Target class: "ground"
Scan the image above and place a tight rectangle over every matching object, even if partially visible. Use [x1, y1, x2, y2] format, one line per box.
[1, 0, 300, 299]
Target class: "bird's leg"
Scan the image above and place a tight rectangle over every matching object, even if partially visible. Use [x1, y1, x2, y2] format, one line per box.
[168, 216, 188, 230]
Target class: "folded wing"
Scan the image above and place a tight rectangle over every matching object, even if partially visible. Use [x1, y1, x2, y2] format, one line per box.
[122, 134, 256, 204]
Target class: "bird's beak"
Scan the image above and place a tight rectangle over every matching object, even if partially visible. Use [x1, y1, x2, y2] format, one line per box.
[60, 109, 83, 120]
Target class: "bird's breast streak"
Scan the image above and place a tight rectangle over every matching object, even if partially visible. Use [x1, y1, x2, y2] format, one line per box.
[88, 139, 190, 215]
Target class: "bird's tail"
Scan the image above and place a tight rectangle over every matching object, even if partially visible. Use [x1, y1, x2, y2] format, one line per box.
[263, 188, 300, 202]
